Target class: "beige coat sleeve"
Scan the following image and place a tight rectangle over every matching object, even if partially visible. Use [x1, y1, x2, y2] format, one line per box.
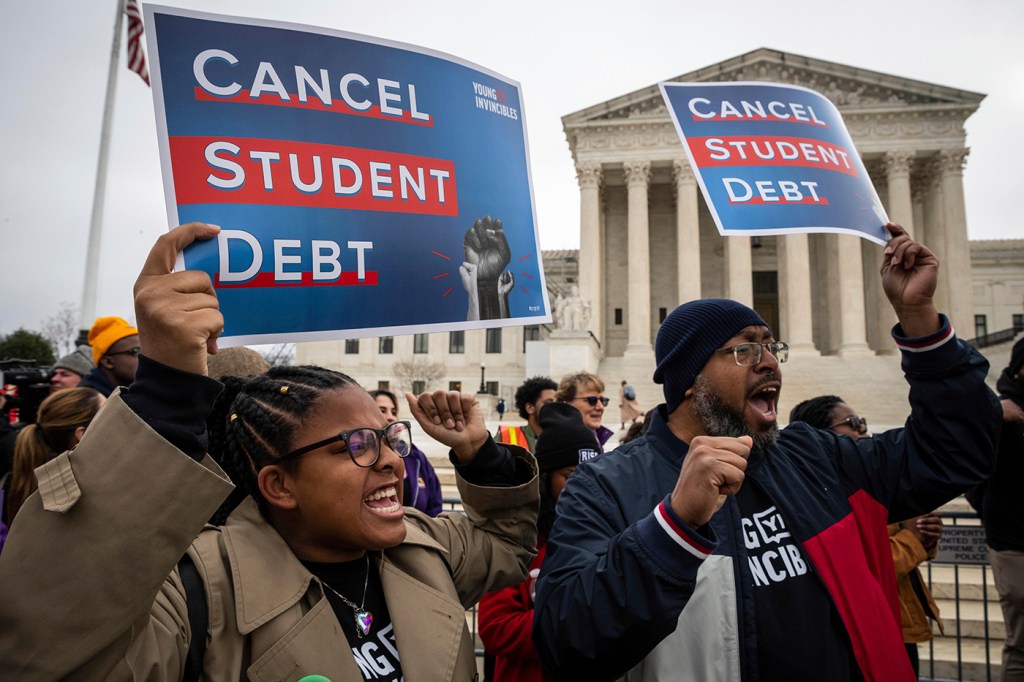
[405, 444, 539, 608]
[0, 392, 234, 679]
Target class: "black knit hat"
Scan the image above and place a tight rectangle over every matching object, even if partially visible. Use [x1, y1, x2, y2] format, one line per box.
[535, 402, 600, 473]
[654, 299, 768, 413]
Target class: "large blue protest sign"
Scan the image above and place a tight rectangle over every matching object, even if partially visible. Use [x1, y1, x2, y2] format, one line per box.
[144, 5, 550, 344]
[659, 82, 888, 245]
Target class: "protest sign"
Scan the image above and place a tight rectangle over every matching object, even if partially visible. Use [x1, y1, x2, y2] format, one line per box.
[144, 5, 550, 344]
[659, 81, 888, 245]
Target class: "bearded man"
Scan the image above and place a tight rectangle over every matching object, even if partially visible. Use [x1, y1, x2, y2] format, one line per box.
[533, 225, 1002, 682]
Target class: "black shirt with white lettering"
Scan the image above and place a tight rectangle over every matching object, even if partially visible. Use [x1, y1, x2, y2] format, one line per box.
[735, 482, 863, 681]
[303, 557, 403, 682]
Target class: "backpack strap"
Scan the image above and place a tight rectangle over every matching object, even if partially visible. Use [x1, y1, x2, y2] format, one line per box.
[178, 552, 208, 682]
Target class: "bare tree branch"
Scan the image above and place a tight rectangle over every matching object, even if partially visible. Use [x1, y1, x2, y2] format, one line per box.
[392, 359, 446, 393]
[258, 343, 294, 367]
[40, 302, 79, 358]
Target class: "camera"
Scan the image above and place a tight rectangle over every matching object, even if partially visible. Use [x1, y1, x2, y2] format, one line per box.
[1, 359, 52, 426]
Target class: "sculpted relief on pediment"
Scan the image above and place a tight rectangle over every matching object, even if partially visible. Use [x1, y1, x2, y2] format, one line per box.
[591, 97, 668, 122]
[696, 63, 951, 107]
[588, 62, 957, 123]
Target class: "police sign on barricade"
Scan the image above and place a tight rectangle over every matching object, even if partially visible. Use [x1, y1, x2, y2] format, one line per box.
[932, 524, 989, 566]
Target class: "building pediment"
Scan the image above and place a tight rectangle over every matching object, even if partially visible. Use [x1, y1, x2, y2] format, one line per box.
[564, 48, 985, 126]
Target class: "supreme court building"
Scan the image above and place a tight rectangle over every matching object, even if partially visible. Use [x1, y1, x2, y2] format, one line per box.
[298, 50, 1022, 424]
[568, 48, 982, 361]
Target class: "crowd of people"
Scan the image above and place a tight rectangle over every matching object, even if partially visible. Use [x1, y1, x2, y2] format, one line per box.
[0, 220, 1019, 682]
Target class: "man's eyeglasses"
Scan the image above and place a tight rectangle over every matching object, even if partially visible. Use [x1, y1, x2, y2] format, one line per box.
[718, 341, 789, 366]
[281, 420, 412, 467]
[831, 415, 868, 435]
[574, 396, 610, 407]
[106, 347, 142, 358]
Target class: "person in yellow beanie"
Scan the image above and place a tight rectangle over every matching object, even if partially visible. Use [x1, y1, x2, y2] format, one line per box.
[79, 316, 140, 397]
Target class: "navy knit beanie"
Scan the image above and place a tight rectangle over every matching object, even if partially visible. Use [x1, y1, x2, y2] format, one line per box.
[654, 299, 768, 413]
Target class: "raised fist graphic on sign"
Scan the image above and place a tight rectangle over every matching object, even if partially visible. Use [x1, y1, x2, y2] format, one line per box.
[463, 216, 513, 320]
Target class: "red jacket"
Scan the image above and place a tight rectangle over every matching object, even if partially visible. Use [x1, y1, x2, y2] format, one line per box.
[479, 543, 553, 682]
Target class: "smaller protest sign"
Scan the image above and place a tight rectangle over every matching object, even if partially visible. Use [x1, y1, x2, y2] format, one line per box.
[659, 81, 888, 245]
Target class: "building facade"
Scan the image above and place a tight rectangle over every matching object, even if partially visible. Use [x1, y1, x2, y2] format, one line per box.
[297, 50, 1021, 423]
[566, 48, 984, 363]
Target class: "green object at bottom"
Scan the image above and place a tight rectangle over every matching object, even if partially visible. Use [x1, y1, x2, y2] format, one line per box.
[297, 676, 333, 682]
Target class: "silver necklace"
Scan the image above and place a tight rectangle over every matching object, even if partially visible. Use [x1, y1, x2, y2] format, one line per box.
[322, 554, 374, 638]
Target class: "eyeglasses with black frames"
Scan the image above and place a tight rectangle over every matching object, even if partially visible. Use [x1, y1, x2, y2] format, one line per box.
[717, 341, 789, 366]
[574, 395, 610, 407]
[830, 415, 868, 435]
[280, 420, 412, 467]
[106, 347, 142, 358]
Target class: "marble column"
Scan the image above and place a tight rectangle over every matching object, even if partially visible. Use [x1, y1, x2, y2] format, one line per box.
[835, 234, 872, 355]
[922, 158, 950, 315]
[911, 174, 928, 247]
[724, 237, 753, 306]
[777, 233, 818, 354]
[885, 150, 916, 235]
[624, 160, 652, 351]
[673, 159, 701, 305]
[939, 149, 974, 332]
[576, 162, 603, 344]
[873, 151, 917, 352]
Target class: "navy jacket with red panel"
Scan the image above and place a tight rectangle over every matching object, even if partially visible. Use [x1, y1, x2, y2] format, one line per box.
[534, 318, 1000, 682]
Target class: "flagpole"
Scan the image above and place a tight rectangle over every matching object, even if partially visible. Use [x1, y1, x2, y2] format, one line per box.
[78, 0, 125, 344]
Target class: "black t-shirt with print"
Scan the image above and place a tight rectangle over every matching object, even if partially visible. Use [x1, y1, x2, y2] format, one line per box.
[303, 556, 404, 682]
[735, 482, 863, 681]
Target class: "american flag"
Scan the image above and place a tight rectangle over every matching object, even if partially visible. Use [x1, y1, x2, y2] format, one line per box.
[124, 0, 150, 86]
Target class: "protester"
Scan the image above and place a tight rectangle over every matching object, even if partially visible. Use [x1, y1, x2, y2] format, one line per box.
[0, 223, 539, 680]
[78, 316, 140, 396]
[790, 394, 944, 676]
[968, 337, 1024, 681]
[48, 345, 94, 393]
[0, 387, 104, 553]
[533, 224, 1001, 681]
[556, 371, 613, 452]
[479, 402, 598, 682]
[371, 389, 444, 517]
[618, 379, 644, 430]
[495, 376, 558, 452]
[620, 409, 655, 446]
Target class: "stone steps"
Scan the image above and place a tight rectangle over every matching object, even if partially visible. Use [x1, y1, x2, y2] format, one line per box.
[920, 637, 1004, 681]
[933, 597, 1005, 640]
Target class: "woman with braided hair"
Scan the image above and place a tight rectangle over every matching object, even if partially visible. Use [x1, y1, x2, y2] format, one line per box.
[0, 223, 539, 681]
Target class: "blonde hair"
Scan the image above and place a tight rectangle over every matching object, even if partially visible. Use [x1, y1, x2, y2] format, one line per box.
[5, 388, 103, 522]
[556, 371, 605, 402]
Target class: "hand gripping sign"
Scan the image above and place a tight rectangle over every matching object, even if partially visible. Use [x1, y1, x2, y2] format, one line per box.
[659, 81, 888, 245]
[144, 5, 550, 344]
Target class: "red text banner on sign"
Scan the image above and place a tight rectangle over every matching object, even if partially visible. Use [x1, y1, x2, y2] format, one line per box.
[688, 136, 858, 177]
[170, 136, 458, 216]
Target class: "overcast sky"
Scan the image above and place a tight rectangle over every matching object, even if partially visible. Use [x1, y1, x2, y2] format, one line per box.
[2, 0, 1021, 337]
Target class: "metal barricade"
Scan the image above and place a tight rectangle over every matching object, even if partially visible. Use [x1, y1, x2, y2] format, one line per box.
[920, 510, 998, 682]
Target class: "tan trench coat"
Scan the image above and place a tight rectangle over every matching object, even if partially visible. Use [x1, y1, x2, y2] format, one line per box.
[0, 392, 538, 681]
